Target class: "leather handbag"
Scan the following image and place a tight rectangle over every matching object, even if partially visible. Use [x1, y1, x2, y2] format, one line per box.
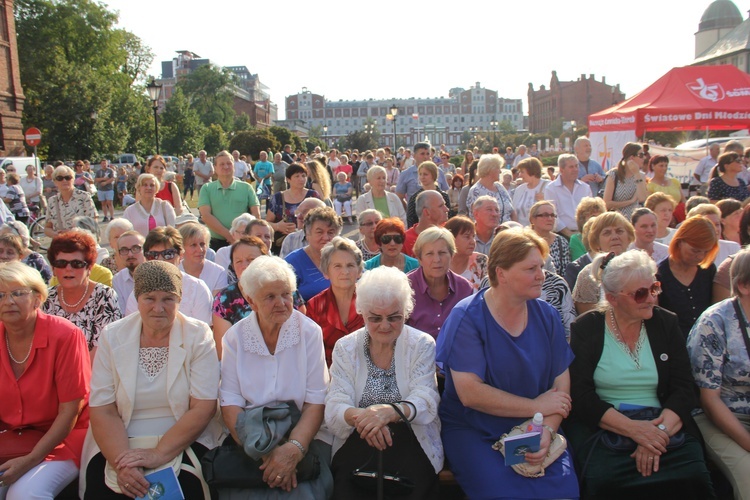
[493, 418, 568, 478]
[0, 425, 45, 465]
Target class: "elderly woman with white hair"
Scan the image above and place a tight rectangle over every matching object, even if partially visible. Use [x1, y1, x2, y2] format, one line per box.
[464, 153, 516, 223]
[215, 213, 256, 281]
[44, 165, 98, 238]
[688, 247, 750, 499]
[355, 209, 382, 262]
[407, 226, 473, 340]
[122, 173, 176, 238]
[325, 266, 442, 499]
[354, 165, 407, 224]
[100, 218, 135, 274]
[0, 219, 52, 282]
[568, 249, 715, 499]
[218, 255, 333, 498]
[178, 222, 227, 296]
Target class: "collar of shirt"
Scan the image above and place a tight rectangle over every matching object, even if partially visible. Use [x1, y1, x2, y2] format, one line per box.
[411, 267, 459, 295]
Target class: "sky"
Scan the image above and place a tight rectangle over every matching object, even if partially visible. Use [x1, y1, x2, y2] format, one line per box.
[102, 0, 742, 119]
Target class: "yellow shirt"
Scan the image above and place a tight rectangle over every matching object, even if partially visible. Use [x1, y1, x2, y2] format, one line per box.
[49, 263, 113, 288]
[646, 177, 682, 204]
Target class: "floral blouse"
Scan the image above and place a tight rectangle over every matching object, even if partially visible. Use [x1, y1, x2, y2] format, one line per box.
[47, 190, 97, 231]
[459, 252, 488, 293]
[213, 283, 252, 326]
[548, 233, 571, 276]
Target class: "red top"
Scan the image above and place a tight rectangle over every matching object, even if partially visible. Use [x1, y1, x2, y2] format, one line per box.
[306, 287, 364, 366]
[334, 163, 353, 181]
[0, 312, 91, 466]
[156, 180, 175, 207]
[403, 227, 419, 258]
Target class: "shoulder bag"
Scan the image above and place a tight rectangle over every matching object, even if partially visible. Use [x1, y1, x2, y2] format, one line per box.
[0, 424, 45, 465]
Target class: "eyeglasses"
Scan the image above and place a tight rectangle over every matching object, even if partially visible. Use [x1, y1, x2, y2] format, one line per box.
[118, 245, 143, 257]
[534, 212, 557, 219]
[145, 248, 179, 261]
[0, 288, 33, 302]
[635, 152, 645, 158]
[380, 234, 404, 245]
[619, 281, 662, 303]
[51, 259, 88, 269]
[366, 314, 405, 324]
[55, 175, 73, 181]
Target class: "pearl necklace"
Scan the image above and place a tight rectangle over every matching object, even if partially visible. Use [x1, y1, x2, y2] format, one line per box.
[60, 280, 90, 309]
[6, 334, 33, 364]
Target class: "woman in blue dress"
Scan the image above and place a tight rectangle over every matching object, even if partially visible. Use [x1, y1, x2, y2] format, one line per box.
[436, 228, 579, 499]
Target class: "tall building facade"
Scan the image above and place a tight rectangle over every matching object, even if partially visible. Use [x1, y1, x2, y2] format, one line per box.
[0, 0, 25, 155]
[527, 71, 624, 134]
[284, 83, 523, 148]
[692, 0, 750, 73]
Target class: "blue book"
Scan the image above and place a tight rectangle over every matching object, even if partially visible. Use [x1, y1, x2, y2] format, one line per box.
[504, 431, 542, 466]
[136, 467, 184, 500]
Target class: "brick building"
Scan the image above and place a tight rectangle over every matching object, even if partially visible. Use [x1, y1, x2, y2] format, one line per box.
[284, 83, 524, 148]
[527, 71, 624, 134]
[0, 0, 25, 155]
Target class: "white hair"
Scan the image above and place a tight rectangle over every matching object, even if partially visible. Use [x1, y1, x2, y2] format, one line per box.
[591, 249, 656, 309]
[356, 266, 415, 318]
[103, 218, 134, 243]
[240, 255, 297, 299]
[230, 213, 256, 235]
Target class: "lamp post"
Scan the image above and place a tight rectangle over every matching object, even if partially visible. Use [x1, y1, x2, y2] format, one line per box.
[146, 78, 162, 155]
[323, 125, 328, 148]
[390, 104, 398, 149]
[491, 117, 498, 148]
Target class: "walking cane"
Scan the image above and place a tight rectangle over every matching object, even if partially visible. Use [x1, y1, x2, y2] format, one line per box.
[377, 448, 384, 500]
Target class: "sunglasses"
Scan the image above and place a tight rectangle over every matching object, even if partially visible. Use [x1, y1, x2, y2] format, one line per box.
[51, 259, 88, 269]
[55, 175, 73, 181]
[635, 152, 645, 158]
[380, 234, 404, 245]
[145, 248, 179, 261]
[619, 281, 662, 303]
[534, 212, 557, 219]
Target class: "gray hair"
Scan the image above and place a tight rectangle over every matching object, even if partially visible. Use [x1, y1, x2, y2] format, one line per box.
[240, 255, 297, 299]
[725, 140, 745, 155]
[357, 209, 382, 226]
[103, 217, 134, 243]
[558, 153, 578, 169]
[476, 154, 504, 178]
[1, 220, 30, 248]
[304, 206, 343, 234]
[230, 213, 256, 236]
[356, 266, 415, 318]
[472, 194, 499, 212]
[573, 136, 591, 148]
[72, 216, 100, 242]
[178, 222, 210, 244]
[591, 249, 656, 310]
[320, 236, 364, 276]
[367, 165, 387, 182]
[731, 247, 750, 297]
[413, 226, 456, 260]
[415, 190, 441, 220]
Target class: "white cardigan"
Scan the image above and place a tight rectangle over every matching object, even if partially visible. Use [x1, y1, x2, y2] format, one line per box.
[325, 326, 443, 473]
[355, 191, 407, 225]
[79, 312, 224, 497]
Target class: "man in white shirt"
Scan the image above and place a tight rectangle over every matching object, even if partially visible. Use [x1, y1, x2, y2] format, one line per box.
[512, 145, 531, 168]
[232, 150, 249, 181]
[544, 154, 591, 238]
[193, 149, 214, 196]
[693, 144, 720, 194]
[112, 231, 145, 314]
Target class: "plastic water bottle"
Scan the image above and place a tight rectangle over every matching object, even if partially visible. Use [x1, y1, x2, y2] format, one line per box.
[527, 412, 544, 434]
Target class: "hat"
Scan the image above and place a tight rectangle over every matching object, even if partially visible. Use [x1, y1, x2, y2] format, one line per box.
[175, 213, 200, 226]
[133, 260, 182, 299]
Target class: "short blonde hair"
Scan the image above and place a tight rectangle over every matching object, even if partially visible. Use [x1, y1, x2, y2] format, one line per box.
[687, 203, 720, 219]
[417, 162, 438, 183]
[487, 229, 549, 288]
[320, 236, 364, 275]
[52, 165, 74, 178]
[366, 165, 386, 182]
[413, 226, 456, 260]
[0, 260, 48, 302]
[476, 154, 505, 178]
[178, 222, 210, 245]
[588, 212, 635, 253]
[575, 197, 607, 232]
[136, 173, 161, 192]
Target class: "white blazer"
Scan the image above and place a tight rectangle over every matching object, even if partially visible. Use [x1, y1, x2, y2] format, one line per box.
[325, 326, 443, 473]
[355, 191, 407, 225]
[79, 312, 223, 497]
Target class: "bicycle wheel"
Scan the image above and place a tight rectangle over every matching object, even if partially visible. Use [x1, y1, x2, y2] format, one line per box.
[29, 215, 51, 251]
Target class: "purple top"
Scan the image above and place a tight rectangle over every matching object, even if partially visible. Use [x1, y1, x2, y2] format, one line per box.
[406, 267, 473, 339]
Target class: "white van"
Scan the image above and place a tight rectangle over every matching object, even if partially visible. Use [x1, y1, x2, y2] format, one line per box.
[0, 156, 42, 176]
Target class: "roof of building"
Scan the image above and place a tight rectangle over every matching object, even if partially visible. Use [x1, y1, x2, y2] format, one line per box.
[694, 16, 750, 62]
[699, 0, 743, 31]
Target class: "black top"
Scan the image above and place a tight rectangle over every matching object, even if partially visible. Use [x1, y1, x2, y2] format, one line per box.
[569, 307, 700, 440]
[564, 253, 591, 290]
[657, 259, 716, 339]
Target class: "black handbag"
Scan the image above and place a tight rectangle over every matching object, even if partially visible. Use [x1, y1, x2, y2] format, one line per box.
[200, 439, 320, 489]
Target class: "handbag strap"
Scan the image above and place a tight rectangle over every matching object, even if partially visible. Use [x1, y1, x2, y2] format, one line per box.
[388, 402, 414, 435]
[732, 298, 750, 361]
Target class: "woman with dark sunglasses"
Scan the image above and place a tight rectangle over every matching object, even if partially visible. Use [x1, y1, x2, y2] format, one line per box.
[708, 151, 749, 203]
[364, 217, 419, 273]
[566, 249, 716, 499]
[42, 230, 121, 362]
[603, 142, 649, 220]
[44, 165, 98, 239]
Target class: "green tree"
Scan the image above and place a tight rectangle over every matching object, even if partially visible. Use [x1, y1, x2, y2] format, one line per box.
[268, 126, 305, 152]
[160, 87, 205, 155]
[233, 113, 252, 133]
[229, 129, 279, 159]
[341, 130, 378, 152]
[306, 138, 326, 153]
[177, 64, 236, 132]
[204, 124, 228, 156]
[15, 0, 153, 159]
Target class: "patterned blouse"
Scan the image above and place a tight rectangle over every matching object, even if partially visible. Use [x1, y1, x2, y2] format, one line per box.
[459, 252, 488, 293]
[607, 170, 639, 220]
[707, 176, 750, 202]
[688, 299, 750, 415]
[355, 238, 380, 262]
[42, 283, 122, 351]
[359, 334, 401, 408]
[47, 190, 97, 231]
[22, 252, 52, 283]
[548, 233, 571, 276]
[213, 283, 252, 326]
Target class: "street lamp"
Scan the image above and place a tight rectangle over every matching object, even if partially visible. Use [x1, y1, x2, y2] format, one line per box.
[491, 117, 498, 146]
[146, 78, 162, 154]
[390, 104, 398, 149]
[323, 125, 328, 147]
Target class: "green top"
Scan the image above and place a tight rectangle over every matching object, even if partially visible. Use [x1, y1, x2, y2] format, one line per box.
[569, 233, 586, 261]
[364, 253, 419, 273]
[197, 179, 259, 240]
[593, 323, 660, 410]
[372, 195, 390, 218]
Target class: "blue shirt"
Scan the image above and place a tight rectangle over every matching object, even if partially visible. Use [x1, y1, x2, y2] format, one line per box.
[396, 165, 449, 201]
[253, 161, 274, 186]
[578, 159, 605, 196]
